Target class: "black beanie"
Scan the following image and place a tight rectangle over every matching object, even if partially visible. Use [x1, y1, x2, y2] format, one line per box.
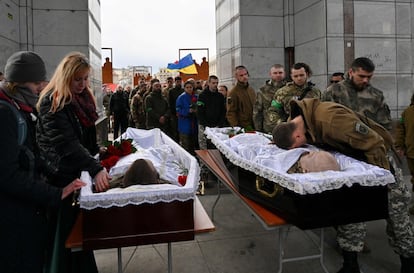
[4, 51, 47, 83]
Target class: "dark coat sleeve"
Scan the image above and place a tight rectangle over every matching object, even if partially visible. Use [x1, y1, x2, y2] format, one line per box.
[0, 105, 61, 208]
[37, 98, 103, 185]
[197, 91, 208, 125]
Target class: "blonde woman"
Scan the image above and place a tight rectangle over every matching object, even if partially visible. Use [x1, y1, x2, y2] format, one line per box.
[37, 52, 109, 273]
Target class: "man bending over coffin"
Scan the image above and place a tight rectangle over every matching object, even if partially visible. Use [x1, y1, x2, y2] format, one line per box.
[272, 98, 414, 273]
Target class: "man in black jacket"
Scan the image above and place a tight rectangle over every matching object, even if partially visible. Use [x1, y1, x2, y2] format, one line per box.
[168, 76, 184, 142]
[109, 85, 129, 139]
[196, 75, 226, 149]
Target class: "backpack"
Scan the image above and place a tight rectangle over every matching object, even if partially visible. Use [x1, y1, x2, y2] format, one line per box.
[0, 100, 27, 145]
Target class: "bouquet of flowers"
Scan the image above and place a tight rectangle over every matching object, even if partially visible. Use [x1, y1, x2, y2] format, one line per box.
[100, 138, 137, 171]
[226, 125, 255, 137]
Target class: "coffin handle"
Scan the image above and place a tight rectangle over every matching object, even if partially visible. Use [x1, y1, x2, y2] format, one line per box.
[255, 176, 283, 198]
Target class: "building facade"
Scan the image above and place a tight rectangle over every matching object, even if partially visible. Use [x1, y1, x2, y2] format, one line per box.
[0, 0, 107, 142]
[215, 0, 414, 117]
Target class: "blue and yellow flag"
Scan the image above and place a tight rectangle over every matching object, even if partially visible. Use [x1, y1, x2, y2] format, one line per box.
[167, 53, 198, 74]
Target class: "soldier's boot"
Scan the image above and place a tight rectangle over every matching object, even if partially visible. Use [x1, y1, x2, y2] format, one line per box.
[337, 251, 360, 273]
[400, 256, 414, 273]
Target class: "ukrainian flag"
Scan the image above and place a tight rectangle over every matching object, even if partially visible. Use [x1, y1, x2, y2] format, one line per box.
[167, 53, 198, 74]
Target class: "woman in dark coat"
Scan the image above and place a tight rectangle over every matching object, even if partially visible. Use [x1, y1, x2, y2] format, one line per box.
[36, 52, 110, 273]
[0, 51, 84, 273]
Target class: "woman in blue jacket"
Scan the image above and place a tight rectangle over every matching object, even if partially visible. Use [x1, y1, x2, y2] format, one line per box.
[176, 80, 198, 155]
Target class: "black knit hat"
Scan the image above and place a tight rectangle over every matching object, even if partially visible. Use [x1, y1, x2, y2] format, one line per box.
[4, 51, 47, 83]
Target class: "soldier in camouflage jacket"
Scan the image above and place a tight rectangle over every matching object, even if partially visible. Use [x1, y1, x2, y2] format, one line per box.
[253, 64, 286, 134]
[269, 63, 321, 125]
[322, 70, 392, 130]
[322, 57, 414, 273]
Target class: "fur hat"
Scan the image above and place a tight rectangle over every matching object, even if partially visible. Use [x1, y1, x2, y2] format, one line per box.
[5, 51, 47, 83]
[122, 159, 159, 187]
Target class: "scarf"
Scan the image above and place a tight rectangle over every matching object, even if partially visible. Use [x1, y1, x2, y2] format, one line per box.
[71, 90, 98, 127]
[0, 83, 37, 111]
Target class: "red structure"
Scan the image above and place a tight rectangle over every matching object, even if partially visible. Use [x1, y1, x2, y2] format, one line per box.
[102, 57, 113, 84]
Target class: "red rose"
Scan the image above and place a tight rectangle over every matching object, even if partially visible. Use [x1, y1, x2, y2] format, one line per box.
[107, 145, 121, 156]
[101, 155, 120, 171]
[120, 141, 132, 156]
[178, 175, 187, 186]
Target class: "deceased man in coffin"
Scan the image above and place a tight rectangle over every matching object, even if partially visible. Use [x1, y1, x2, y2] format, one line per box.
[107, 158, 162, 190]
[204, 128, 394, 229]
[79, 128, 199, 249]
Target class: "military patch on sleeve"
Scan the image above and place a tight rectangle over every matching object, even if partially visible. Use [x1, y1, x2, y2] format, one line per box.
[227, 97, 232, 104]
[355, 122, 369, 135]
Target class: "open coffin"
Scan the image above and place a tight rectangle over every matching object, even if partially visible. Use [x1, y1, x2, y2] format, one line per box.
[79, 128, 200, 249]
[204, 127, 395, 229]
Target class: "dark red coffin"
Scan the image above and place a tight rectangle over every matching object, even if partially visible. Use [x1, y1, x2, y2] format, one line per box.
[82, 200, 194, 250]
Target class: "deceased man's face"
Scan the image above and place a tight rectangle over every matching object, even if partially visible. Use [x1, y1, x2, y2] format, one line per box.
[299, 151, 340, 173]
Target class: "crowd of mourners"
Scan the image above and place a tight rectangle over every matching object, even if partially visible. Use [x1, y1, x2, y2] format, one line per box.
[1, 50, 414, 273]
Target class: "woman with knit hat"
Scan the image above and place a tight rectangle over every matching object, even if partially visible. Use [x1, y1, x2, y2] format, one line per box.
[0, 51, 85, 273]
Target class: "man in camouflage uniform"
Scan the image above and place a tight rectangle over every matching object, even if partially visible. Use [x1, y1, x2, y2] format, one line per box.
[130, 85, 146, 129]
[269, 62, 321, 125]
[162, 76, 174, 98]
[322, 57, 414, 273]
[145, 81, 170, 133]
[253, 64, 286, 134]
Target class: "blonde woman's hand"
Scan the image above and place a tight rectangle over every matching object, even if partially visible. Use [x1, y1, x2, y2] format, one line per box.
[94, 168, 110, 192]
[61, 178, 86, 199]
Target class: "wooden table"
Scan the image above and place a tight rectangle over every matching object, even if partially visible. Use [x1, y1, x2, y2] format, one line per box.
[66, 196, 214, 273]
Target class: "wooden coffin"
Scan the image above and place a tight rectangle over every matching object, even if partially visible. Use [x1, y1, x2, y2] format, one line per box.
[232, 166, 388, 230]
[203, 127, 394, 230]
[82, 200, 194, 250]
[80, 128, 199, 250]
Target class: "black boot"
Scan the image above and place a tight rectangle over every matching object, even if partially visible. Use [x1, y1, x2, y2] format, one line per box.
[400, 256, 414, 273]
[337, 251, 360, 273]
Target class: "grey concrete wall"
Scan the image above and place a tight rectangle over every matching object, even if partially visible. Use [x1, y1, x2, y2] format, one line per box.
[215, 0, 285, 91]
[0, 0, 107, 143]
[215, 0, 414, 119]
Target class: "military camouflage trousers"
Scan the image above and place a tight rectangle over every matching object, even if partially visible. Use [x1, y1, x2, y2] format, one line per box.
[337, 167, 414, 257]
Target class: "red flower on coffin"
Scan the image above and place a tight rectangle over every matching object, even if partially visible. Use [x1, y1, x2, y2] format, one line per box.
[100, 139, 137, 171]
[101, 155, 120, 171]
[178, 175, 187, 186]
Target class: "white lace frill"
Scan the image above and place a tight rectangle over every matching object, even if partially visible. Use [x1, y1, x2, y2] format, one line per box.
[80, 128, 200, 210]
[204, 127, 395, 195]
